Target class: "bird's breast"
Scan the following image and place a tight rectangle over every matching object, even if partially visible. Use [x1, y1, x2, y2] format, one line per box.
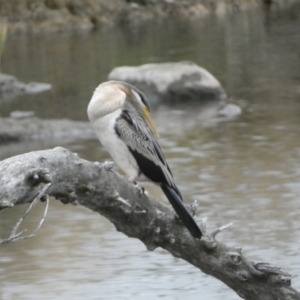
[92, 111, 139, 179]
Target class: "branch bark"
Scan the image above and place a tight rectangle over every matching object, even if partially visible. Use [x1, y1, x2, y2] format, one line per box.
[0, 147, 299, 300]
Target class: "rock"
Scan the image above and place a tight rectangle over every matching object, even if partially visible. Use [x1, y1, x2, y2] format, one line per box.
[22, 82, 52, 94]
[108, 61, 226, 103]
[10, 111, 35, 119]
[219, 103, 242, 118]
[0, 117, 95, 144]
[0, 73, 52, 102]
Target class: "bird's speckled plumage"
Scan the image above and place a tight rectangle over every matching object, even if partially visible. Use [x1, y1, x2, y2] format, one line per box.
[87, 80, 202, 239]
[115, 98, 175, 187]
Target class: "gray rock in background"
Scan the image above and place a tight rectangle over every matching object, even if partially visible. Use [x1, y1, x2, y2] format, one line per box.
[0, 73, 51, 102]
[0, 117, 95, 144]
[219, 103, 242, 118]
[10, 110, 35, 119]
[108, 61, 226, 103]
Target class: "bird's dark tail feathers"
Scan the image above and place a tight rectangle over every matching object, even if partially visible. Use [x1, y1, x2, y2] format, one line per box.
[161, 183, 202, 239]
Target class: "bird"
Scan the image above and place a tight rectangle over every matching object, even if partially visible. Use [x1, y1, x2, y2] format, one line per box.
[87, 80, 202, 239]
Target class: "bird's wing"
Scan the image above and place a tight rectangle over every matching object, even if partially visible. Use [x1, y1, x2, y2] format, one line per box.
[114, 100, 178, 193]
[115, 99, 203, 239]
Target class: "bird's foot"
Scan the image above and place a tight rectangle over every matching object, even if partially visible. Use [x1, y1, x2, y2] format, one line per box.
[135, 184, 145, 196]
[128, 176, 138, 184]
[100, 161, 115, 171]
[131, 181, 145, 196]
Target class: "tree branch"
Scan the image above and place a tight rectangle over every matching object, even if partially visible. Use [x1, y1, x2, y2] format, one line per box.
[0, 183, 50, 244]
[0, 147, 299, 300]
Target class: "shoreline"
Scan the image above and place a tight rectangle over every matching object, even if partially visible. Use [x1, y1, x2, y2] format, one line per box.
[0, 0, 274, 33]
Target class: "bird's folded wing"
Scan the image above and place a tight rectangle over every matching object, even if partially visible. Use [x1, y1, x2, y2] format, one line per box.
[115, 108, 176, 189]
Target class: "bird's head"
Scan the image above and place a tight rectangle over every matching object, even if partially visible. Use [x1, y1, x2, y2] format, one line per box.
[116, 81, 159, 137]
[89, 80, 159, 137]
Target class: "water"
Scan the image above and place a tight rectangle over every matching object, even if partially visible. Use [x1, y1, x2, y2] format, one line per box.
[1, 4, 300, 299]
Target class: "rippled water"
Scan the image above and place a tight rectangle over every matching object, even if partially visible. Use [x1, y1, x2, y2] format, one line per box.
[1, 4, 300, 299]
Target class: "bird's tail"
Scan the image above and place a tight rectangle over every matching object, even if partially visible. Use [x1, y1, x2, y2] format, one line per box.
[161, 183, 202, 239]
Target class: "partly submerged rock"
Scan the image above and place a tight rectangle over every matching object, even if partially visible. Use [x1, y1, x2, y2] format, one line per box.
[108, 61, 226, 103]
[0, 117, 95, 144]
[219, 103, 242, 118]
[10, 110, 35, 119]
[0, 73, 52, 102]
[23, 82, 52, 94]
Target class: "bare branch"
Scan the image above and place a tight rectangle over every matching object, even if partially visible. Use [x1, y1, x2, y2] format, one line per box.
[0, 183, 50, 244]
[0, 147, 299, 300]
[211, 222, 234, 238]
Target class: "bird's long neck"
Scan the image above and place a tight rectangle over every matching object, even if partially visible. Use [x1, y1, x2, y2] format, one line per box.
[87, 86, 126, 123]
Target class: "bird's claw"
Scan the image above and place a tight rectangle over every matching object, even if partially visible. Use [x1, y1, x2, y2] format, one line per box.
[133, 182, 145, 196]
[102, 161, 115, 171]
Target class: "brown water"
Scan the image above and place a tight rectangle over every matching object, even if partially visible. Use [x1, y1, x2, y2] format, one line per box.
[1, 5, 300, 299]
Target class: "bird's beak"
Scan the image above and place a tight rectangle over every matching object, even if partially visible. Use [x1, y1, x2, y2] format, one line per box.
[143, 108, 160, 137]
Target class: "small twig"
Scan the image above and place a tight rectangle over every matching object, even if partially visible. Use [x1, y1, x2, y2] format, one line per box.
[0, 183, 50, 244]
[199, 217, 207, 235]
[211, 222, 233, 238]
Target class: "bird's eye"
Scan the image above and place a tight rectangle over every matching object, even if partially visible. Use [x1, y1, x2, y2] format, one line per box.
[139, 94, 150, 111]
[135, 92, 150, 112]
[132, 91, 141, 103]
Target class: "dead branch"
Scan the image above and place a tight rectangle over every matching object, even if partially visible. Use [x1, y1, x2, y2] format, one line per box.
[0, 147, 299, 300]
[0, 183, 50, 244]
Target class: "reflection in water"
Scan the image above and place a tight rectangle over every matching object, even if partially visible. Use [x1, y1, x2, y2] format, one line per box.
[1, 5, 300, 300]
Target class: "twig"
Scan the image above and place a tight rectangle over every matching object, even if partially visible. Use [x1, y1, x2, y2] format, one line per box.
[0, 183, 50, 244]
[211, 222, 233, 238]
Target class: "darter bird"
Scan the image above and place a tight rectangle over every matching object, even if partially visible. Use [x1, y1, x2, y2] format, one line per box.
[87, 80, 202, 239]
